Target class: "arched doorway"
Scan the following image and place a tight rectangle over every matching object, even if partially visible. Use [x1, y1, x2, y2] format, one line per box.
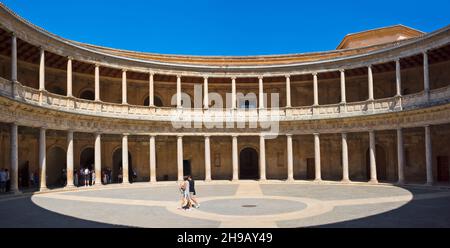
[47, 146, 66, 187]
[80, 148, 94, 170]
[239, 147, 259, 180]
[79, 90, 95, 101]
[112, 148, 133, 183]
[366, 145, 387, 181]
[144, 96, 164, 107]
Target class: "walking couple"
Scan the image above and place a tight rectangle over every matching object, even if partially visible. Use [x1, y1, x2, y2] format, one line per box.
[179, 175, 199, 210]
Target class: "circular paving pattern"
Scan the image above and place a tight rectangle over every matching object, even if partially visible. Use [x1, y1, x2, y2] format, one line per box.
[1, 182, 450, 228]
[198, 198, 307, 216]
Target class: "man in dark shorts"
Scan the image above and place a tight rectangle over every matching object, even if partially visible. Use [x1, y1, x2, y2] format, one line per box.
[188, 175, 200, 208]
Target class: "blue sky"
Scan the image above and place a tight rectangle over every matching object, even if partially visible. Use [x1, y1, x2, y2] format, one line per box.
[2, 0, 450, 56]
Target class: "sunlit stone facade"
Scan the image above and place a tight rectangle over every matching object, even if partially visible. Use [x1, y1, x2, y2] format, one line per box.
[1, 4, 450, 193]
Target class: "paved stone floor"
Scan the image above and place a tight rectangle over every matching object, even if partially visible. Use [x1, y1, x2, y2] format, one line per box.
[1, 181, 450, 228]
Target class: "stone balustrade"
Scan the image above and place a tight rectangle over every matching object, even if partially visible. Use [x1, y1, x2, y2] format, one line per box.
[1, 77, 450, 123]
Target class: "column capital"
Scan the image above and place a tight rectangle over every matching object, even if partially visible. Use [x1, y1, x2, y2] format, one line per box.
[177, 134, 184, 138]
[149, 134, 157, 138]
[395, 58, 401, 63]
[258, 75, 264, 80]
[285, 74, 291, 79]
[339, 69, 345, 73]
[312, 72, 318, 77]
[122, 133, 130, 137]
[176, 74, 182, 79]
[67, 56, 74, 61]
[231, 134, 239, 138]
[203, 75, 209, 80]
[286, 134, 293, 137]
[231, 76, 237, 80]
[122, 69, 128, 73]
[40, 46, 45, 53]
[11, 32, 16, 37]
[95, 63, 100, 68]
[204, 135, 211, 138]
[313, 132, 320, 136]
[149, 71, 155, 76]
[423, 50, 429, 55]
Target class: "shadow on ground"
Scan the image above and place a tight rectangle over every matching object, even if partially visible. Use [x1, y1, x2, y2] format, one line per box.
[0, 196, 124, 228]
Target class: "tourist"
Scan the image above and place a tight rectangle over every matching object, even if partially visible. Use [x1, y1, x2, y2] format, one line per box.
[74, 171, 78, 187]
[188, 175, 199, 208]
[180, 176, 191, 210]
[5, 169, 10, 192]
[84, 167, 89, 187]
[29, 171, 35, 187]
[33, 170, 39, 187]
[0, 169, 6, 193]
[91, 169, 96, 186]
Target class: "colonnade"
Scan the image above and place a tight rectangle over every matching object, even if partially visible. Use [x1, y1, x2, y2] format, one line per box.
[5, 123, 436, 193]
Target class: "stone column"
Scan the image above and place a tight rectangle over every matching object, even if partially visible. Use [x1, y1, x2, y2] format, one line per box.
[177, 75, 182, 108]
[340, 69, 346, 103]
[313, 73, 319, 106]
[39, 48, 45, 91]
[314, 133, 321, 181]
[423, 51, 430, 94]
[259, 135, 266, 181]
[425, 125, 433, 185]
[286, 134, 294, 181]
[122, 134, 129, 184]
[396, 59, 402, 96]
[149, 136, 156, 183]
[177, 135, 183, 181]
[232, 135, 239, 181]
[66, 58, 73, 97]
[369, 131, 378, 183]
[94, 133, 102, 185]
[204, 76, 209, 109]
[231, 77, 237, 109]
[368, 65, 374, 101]
[149, 72, 154, 107]
[122, 70, 127, 104]
[258, 76, 264, 109]
[286, 75, 291, 108]
[66, 130, 74, 188]
[39, 128, 47, 190]
[341, 133, 350, 182]
[204, 135, 211, 181]
[10, 123, 19, 193]
[397, 128, 405, 184]
[95, 65, 100, 101]
[11, 33, 17, 82]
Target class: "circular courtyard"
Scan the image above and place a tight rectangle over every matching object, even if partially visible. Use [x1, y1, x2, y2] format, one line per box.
[1, 181, 450, 228]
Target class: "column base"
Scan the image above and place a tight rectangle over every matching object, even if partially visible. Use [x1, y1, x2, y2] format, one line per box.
[204, 179, 212, 183]
[149, 179, 157, 184]
[286, 178, 295, 182]
[313, 179, 322, 183]
[231, 178, 239, 182]
[341, 179, 351, 183]
[396, 180, 405, 185]
[425, 181, 434, 186]
[39, 187, 49, 192]
[64, 185, 76, 190]
[368, 179, 379, 184]
[10, 189, 22, 195]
